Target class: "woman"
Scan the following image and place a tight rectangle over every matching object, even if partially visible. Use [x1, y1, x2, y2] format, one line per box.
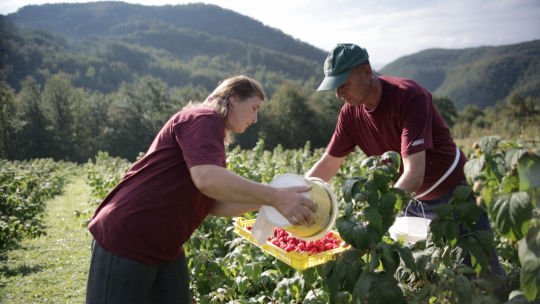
[86, 75, 317, 303]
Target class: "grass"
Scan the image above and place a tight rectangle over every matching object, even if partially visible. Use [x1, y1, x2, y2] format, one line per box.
[0, 176, 93, 303]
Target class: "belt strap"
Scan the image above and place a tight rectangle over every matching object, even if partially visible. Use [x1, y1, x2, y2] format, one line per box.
[414, 146, 460, 199]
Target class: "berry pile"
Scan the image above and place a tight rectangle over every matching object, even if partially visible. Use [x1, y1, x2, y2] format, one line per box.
[246, 226, 341, 255]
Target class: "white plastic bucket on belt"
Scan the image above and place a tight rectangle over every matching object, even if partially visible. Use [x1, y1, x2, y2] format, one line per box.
[388, 202, 431, 246]
[260, 173, 339, 241]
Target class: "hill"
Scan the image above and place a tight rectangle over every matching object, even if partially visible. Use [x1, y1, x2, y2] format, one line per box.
[5, 1, 328, 63]
[0, 16, 320, 95]
[379, 40, 540, 110]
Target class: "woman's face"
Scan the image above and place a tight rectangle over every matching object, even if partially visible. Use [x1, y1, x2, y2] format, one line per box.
[225, 95, 262, 133]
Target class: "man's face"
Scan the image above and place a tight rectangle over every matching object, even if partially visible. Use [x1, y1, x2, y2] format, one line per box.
[335, 65, 371, 107]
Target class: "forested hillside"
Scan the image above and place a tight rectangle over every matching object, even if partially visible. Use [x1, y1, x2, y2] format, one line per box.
[6, 2, 327, 63]
[1, 2, 538, 163]
[379, 40, 540, 110]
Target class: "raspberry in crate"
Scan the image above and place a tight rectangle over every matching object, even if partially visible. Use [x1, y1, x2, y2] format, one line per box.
[269, 227, 340, 255]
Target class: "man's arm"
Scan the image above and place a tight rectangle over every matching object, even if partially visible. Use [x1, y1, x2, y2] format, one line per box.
[304, 152, 347, 182]
[394, 150, 425, 195]
[209, 201, 260, 217]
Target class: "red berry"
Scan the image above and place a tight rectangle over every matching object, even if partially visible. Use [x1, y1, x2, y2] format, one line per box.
[246, 226, 253, 231]
[326, 232, 333, 238]
[298, 243, 305, 249]
[313, 240, 321, 247]
[325, 243, 333, 250]
[307, 241, 314, 247]
[332, 244, 339, 249]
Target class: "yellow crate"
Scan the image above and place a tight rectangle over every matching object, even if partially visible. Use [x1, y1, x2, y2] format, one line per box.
[232, 217, 349, 271]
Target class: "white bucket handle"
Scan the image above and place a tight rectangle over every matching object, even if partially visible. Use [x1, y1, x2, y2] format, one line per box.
[403, 198, 430, 231]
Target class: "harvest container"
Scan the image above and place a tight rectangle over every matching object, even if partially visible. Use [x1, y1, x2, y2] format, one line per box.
[233, 217, 349, 271]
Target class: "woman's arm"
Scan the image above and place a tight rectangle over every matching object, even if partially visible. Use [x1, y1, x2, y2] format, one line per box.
[190, 164, 318, 225]
[209, 201, 260, 217]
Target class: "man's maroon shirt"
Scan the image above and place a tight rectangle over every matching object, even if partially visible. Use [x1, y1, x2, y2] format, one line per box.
[328, 76, 467, 200]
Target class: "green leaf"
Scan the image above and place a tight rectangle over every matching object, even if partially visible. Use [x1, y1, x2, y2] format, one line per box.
[325, 261, 340, 296]
[343, 176, 367, 203]
[343, 260, 365, 294]
[364, 180, 380, 208]
[337, 218, 369, 251]
[474, 230, 495, 257]
[364, 207, 383, 233]
[453, 185, 473, 203]
[304, 289, 329, 304]
[396, 245, 417, 276]
[454, 202, 479, 232]
[366, 275, 407, 304]
[516, 152, 540, 207]
[381, 151, 401, 171]
[501, 170, 520, 194]
[445, 221, 460, 244]
[490, 192, 533, 241]
[505, 148, 527, 170]
[340, 248, 361, 263]
[353, 272, 376, 303]
[374, 168, 392, 193]
[433, 204, 454, 219]
[464, 156, 485, 183]
[334, 291, 353, 304]
[361, 156, 379, 168]
[429, 218, 448, 244]
[479, 136, 500, 155]
[345, 202, 353, 218]
[369, 253, 379, 272]
[235, 276, 249, 295]
[469, 240, 488, 276]
[451, 237, 469, 264]
[518, 224, 540, 301]
[454, 275, 473, 303]
[488, 152, 507, 181]
[415, 255, 430, 277]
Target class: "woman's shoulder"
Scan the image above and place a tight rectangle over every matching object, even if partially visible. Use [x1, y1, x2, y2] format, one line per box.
[174, 106, 222, 122]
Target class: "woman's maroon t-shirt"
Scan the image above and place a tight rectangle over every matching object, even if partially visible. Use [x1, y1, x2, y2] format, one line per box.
[327, 76, 467, 200]
[88, 107, 226, 265]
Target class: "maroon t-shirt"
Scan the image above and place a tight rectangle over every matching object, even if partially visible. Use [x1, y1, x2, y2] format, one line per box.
[88, 107, 226, 265]
[327, 76, 467, 200]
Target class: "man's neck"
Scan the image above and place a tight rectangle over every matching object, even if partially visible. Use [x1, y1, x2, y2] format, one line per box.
[363, 76, 382, 111]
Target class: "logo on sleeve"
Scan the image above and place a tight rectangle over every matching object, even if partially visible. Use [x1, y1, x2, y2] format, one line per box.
[412, 139, 425, 146]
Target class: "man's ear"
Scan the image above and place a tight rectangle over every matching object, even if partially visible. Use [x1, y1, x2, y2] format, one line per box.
[363, 64, 373, 77]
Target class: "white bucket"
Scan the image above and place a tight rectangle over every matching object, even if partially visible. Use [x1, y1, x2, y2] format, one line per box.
[388, 216, 431, 246]
[261, 173, 339, 241]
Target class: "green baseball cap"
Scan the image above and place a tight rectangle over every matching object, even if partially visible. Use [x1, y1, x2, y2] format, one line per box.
[317, 43, 369, 91]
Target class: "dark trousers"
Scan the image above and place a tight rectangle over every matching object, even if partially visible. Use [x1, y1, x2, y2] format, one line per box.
[86, 240, 191, 304]
[403, 182, 507, 279]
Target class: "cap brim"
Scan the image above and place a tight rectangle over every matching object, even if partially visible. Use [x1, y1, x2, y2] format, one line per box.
[316, 69, 351, 91]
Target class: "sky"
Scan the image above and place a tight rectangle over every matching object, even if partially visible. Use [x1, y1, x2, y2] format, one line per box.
[2, 0, 539, 69]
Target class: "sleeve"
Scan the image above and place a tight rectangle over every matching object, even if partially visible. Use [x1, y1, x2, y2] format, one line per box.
[327, 108, 356, 158]
[174, 112, 226, 169]
[400, 92, 434, 158]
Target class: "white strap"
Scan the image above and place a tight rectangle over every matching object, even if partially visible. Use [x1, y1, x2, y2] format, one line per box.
[414, 146, 460, 199]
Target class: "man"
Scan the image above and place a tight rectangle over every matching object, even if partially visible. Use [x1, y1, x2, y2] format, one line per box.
[305, 43, 506, 278]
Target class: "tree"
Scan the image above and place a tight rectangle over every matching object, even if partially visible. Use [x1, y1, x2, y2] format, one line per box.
[0, 88, 17, 158]
[15, 77, 49, 159]
[432, 96, 457, 128]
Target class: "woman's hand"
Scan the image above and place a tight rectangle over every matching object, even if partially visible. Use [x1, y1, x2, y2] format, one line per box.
[271, 185, 318, 226]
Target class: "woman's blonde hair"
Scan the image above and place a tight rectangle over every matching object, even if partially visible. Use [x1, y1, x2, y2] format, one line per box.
[183, 75, 265, 145]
